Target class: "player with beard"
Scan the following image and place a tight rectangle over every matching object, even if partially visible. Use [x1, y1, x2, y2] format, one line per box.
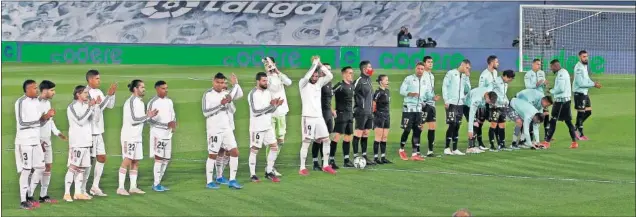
[573, 50, 602, 141]
[36, 80, 67, 204]
[543, 60, 579, 149]
[299, 57, 337, 175]
[479, 56, 500, 151]
[352, 60, 376, 165]
[312, 63, 338, 170]
[333, 66, 356, 167]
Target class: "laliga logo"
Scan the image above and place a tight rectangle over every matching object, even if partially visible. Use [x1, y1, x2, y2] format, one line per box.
[141, 1, 323, 19]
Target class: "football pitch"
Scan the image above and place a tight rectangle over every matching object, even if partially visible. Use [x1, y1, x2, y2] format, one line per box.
[1, 63, 634, 216]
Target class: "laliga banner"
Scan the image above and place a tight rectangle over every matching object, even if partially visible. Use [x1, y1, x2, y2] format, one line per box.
[1, 1, 518, 48]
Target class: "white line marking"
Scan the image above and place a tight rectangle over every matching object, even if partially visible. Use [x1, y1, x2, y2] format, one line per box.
[6, 149, 633, 185]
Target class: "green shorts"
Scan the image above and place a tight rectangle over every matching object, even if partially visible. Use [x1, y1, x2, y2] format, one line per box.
[272, 115, 287, 140]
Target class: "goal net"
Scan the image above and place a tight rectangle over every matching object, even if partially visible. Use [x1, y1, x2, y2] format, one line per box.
[519, 5, 636, 74]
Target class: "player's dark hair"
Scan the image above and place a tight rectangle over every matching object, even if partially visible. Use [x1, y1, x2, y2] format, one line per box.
[543, 95, 553, 104]
[323, 63, 330, 66]
[39, 80, 55, 91]
[214, 72, 226, 80]
[550, 59, 560, 65]
[578, 50, 587, 56]
[487, 55, 497, 65]
[486, 91, 498, 103]
[127, 79, 143, 93]
[85, 69, 100, 81]
[23, 79, 36, 93]
[462, 59, 471, 65]
[341, 66, 353, 73]
[255, 72, 268, 81]
[502, 69, 516, 79]
[423, 56, 433, 63]
[73, 85, 86, 100]
[533, 113, 545, 123]
[376, 74, 388, 84]
[359, 60, 371, 72]
[532, 58, 541, 63]
[155, 80, 166, 88]
[267, 56, 276, 63]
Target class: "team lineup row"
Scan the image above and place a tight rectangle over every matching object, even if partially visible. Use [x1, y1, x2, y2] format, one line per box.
[13, 52, 601, 210]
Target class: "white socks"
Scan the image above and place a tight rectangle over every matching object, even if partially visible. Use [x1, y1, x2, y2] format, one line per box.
[206, 158, 216, 184]
[19, 170, 30, 202]
[29, 168, 44, 197]
[248, 149, 258, 176]
[82, 165, 91, 193]
[64, 169, 76, 195]
[129, 170, 138, 189]
[118, 168, 127, 189]
[229, 156, 238, 181]
[153, 161, 163, 186]
[41, 171, 51, 197]
[74, 169, 84, 195]
[300, 142, 310, 170]
[92, 162, 104, 189]
[322, 140, 331, 167]
[266, 147, 279, 173]
[215, 155, 227, 178]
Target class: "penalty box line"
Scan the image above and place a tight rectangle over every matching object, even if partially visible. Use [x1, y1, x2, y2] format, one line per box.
[3, 149, 634, 185]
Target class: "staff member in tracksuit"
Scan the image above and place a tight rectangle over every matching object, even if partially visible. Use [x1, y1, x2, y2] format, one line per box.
[352, 60, 375, 165]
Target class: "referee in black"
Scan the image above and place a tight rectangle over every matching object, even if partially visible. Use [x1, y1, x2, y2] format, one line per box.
[353, 60, 376, 165]
[333, 66, 356, 167]
[312, 63, 336, 170]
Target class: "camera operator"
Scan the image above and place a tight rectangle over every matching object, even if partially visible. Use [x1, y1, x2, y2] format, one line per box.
[397, 26, 412, 47]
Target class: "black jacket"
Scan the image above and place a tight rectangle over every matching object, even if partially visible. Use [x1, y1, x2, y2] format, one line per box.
[353, 73, 373, 115]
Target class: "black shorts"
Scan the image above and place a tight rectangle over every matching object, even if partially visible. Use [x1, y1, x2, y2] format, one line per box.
[421, 104, 436, 123]
[475, 107, 488, 123]
[574, 92, 591, 110]
[401, 112, 422, 130]
[323, 116, 334, 134]
[488, 107, 507, 123]
[462, 105, 470, 121]
[354, 113, 373, 130]
[551, 101, 573, 121]
[373, 113, 390, 129]
[445, 104, 464, 124]
[334, 112, 354, 135]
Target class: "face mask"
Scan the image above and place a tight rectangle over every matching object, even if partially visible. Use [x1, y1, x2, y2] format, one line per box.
[366, 68, 374, 76]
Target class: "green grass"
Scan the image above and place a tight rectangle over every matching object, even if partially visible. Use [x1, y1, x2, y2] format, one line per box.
[1, 63, 635, 216]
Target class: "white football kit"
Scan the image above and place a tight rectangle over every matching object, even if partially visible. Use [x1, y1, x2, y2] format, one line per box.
[248, 88, 278, 148]
[299, 63, 333, 140]
[67, 100, 96, 167]
[121, 95, 149, 160]
[14, 96, 45, 173]
[147, 96, 176, 159]
[39, 98, 61, 164]
[203, 84, 243, 154]
[87, 87, 115, 157]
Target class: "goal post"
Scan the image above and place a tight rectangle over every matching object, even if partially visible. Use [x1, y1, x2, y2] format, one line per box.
[519, 4, 636, 74]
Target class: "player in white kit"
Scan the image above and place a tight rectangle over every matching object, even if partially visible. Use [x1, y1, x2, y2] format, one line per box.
[247, 72, 285, 183]
[203, 73, 244, 189]
[63, 85, 98, 202]
[298, 57, 337, 176]
[117, 80, 158, 196]
[147, 81, 177, 192]
[15, 80, 56, 209]
[36, 80, 67, 204]
[85, 70, 117, 197]
[264, 56, 292, 177]
[213, 74, 244, 185]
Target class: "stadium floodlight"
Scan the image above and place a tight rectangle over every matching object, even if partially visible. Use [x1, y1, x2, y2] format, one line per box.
[519, 4, 636, 74]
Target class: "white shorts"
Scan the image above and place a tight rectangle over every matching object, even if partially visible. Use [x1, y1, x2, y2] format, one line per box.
[91, 134, 106, 157]
[121, 141, 144, 160]
[302, 117, 330, 140]
[41, 139, 53, 164]
[150, 134, 172, 159]
[249, 129, 276, 149]
[207, 130, 237, 154]
[69, 147, 92, 167]
[15, 144, 45, 173]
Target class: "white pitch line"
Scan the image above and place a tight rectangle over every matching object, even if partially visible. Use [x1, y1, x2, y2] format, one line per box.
[5, 149, 633, 185]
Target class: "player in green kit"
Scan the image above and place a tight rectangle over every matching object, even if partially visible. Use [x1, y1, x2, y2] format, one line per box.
[490, 70, 515, 151]
[442, 59, 472, 155]
[514, 89, 553, 148]
[465, 87, 498, 153]
[573, 50, 602, 141]
[507, 98, 546, 149]
[524, 59, 550, 137]
[543, 59, 579, 149]
[478, 55, 499, 151]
